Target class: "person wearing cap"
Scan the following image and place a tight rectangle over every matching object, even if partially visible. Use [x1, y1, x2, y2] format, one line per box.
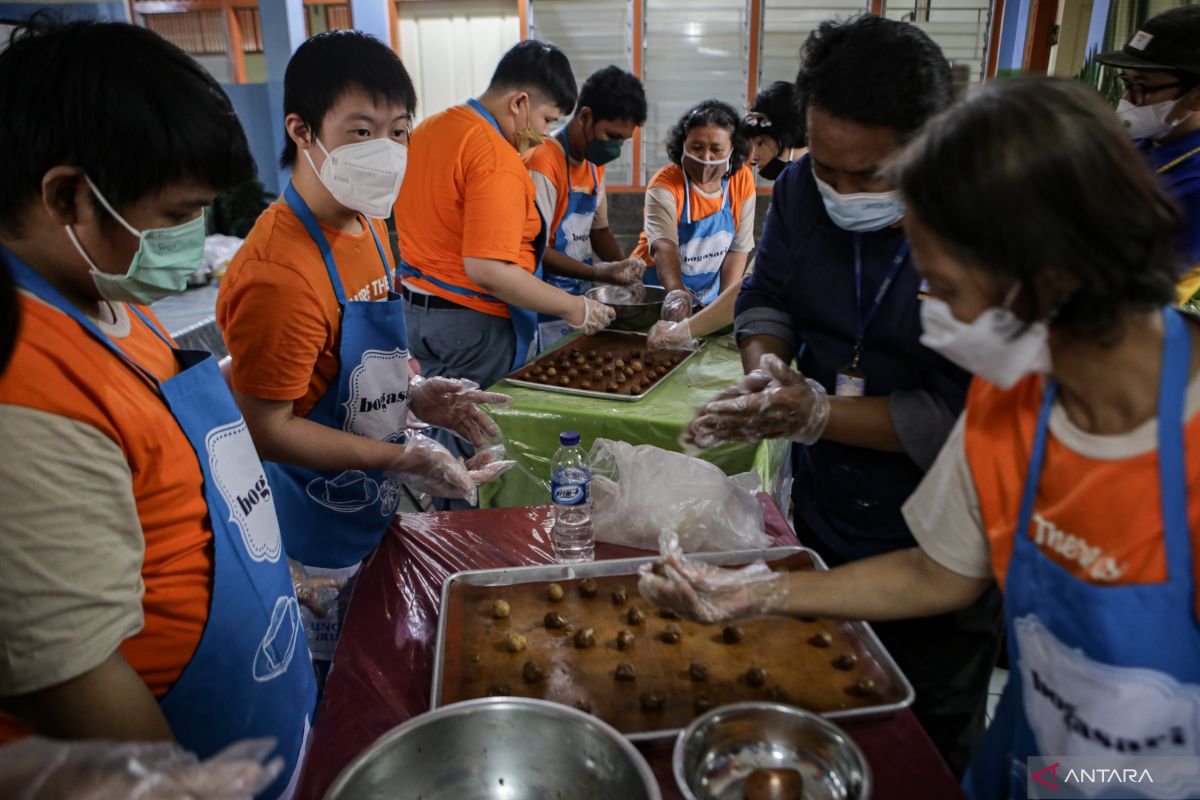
[1097, 5, 1200, 302]
[523, 66, 649, 352]
[647, 81, 806, 350]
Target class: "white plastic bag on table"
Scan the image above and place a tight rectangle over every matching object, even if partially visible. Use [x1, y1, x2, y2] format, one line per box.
[588, 438, 769, 552]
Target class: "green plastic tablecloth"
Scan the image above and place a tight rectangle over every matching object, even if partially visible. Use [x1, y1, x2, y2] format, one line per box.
[480, 334, 789, 509]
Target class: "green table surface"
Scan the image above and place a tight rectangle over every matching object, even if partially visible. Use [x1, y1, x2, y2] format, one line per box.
[481, 334, 788, 508]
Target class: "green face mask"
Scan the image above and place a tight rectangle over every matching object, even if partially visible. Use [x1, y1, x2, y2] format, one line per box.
[66, 175, 207, 305]
[584, 136, 623, 166]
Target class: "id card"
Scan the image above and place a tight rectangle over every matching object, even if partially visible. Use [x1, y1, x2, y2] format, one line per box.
[835, 364, 867, 397]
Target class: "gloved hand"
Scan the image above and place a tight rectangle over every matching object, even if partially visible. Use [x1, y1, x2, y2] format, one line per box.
[0, 736, 282, 799]
[288, 558, 341, 619]
[637, 552, 789, 624]
[386, 434, 515, 505]
[593, 258, 646, 286]
[569, 296, 617, 335]
[685, 354, 830, 449]
[646, 319, 699, 351]
[661, 289, 691, 322]
[407, 375, 510, 447]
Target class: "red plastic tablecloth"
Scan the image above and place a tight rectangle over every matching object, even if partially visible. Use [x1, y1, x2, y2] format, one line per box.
[296, 498, 964, 799]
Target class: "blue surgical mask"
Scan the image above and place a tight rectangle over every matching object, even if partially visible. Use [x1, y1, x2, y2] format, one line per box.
[814, 173, 904, 232]
[66, 175, 207, 305]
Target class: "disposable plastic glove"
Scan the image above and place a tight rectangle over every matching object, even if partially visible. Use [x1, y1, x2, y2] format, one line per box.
[685, 353, 830, 449]
[593, 258, 646, 286]
[385, 432, 504, 505]
[407, 375, 510, 447]
[646, 319, 699, 351]
[569, 296, 617, 335]
[637, 552, 789, 624]
[661, 289, 691, 322]
[0, 736, 282, 800]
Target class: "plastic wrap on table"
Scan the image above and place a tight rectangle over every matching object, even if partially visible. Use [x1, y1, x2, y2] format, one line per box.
[294, 498, 963, 800]
[480, 336, 785, 508]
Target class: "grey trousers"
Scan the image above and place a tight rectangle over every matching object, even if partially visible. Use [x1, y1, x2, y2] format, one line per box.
[404, 297, 515, 509]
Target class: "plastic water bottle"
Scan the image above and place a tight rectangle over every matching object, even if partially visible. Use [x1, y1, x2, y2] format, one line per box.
[551, 431, 595, 563]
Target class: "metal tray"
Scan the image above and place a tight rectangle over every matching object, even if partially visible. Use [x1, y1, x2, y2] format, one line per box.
[431, 547, 915, 741]
[504, 330, 703, 402]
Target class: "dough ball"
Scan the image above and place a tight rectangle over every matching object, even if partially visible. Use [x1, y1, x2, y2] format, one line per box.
[615, 662, 636, 681]
[506, 632, 527, 653]
[544, 611, 567, 629]
[627, 607, 645, 625]
[640, 691, 665, 711]
[808, 631, 833, 648]
[546, 367, 558, 377]
[617, 630, 635, 650]
[574, 627, 596, 648]
[486, 683, 511, 697]
[522, 660, 544, 682]
[491, 599, 510, 619]
[849, 677, 877, 696]
[723, 625, 745, 644]
[746, 665, 768, 687]
[579, 577, 598, 598]
[547, 583, 565, 601]
[833, 653, 858, 671]
[689, 662, 709, 682]
[611, 586, 628, 605]
[661, 623, 682, 644]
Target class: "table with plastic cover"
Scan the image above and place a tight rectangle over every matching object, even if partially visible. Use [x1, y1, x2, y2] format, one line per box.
[479, 334, 791, 510]
[295, 498, 965, 800]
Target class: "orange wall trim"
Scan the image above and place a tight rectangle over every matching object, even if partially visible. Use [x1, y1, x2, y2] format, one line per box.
[986, 0, 1006, 78]
[746, 0, 762, 103]
[631, 0, 645, 186]
[518, 0, 528, 38]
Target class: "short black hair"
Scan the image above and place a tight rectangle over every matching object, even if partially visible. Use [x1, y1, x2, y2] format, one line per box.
[740, 80, 805, 149]
[665, 99, 749, 175]
[488, 39, 577, 115]
[796, 15, 952, 139]
[892, 77, 1179, 340]
[0, 19, 255, 236]
[576, 66, 646, 125]
[281, 29, 417, 168]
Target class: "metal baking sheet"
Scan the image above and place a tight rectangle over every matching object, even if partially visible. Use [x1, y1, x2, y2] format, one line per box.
[430, 547, 915, 741]
[504, 330, 703, 402]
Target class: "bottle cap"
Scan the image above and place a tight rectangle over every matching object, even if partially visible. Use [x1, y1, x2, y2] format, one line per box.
[560, 431, 581, 446]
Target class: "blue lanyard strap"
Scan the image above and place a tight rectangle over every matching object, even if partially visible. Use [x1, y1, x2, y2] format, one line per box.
[467, 98, 505, 139]
[283, 182, 392, 306]
[851, 236, 910, 364]
[3, 249, 164, 390]
[558, 130, 599, 195]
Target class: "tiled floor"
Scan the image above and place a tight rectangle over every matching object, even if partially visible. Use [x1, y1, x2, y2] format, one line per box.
[986, 667, 1008, 725]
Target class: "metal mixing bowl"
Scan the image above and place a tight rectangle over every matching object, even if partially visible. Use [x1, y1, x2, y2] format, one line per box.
[325, 697, 662, 800]
[673, 703, 871, 800]
[585, 284, 670, 331]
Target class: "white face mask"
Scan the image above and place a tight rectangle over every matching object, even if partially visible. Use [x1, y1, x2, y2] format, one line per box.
[813, 173, 904, 232]
[919, 287, 1052, 389]
[683, 151, 730, 184]
[304, 137, 407, 219]
[1116, 97, 1190, 142]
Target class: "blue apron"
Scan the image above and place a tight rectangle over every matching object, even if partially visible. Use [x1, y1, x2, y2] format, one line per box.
[5, 251, 316, 800]
[398, 98, 548, 371]
[644, 172, 736, 305]
[537, 131, 600, 352]
[964, 308, 1200, 799]
[264, 183, 411, 570]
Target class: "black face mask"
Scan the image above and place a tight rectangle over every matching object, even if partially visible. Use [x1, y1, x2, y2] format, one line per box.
[758, 157, 787, 181]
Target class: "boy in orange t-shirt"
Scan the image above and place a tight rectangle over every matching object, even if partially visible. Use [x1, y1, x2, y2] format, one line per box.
[394, 42, 615, 402]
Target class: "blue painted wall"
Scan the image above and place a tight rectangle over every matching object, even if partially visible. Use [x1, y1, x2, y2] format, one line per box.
[224, 82, 283, 196]
[0, 2, 127, 22]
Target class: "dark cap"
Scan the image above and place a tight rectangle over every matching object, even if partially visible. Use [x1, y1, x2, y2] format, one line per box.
[1096, 6, 1200, 77]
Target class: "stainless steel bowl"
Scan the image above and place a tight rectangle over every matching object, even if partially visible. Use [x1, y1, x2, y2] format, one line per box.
[325, 697, 662, 800]
[673, 703, 871, 800]
[585, 284, 670, 331]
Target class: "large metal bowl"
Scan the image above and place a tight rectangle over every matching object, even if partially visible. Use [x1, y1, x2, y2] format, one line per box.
[673, 702, 871, 800]
[325, 697, 662, 800]
[585, 284, 669, 331]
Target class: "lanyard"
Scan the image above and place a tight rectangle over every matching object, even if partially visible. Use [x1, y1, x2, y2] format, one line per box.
[851, 234, 910, 366]
[558, 130, 598, 194]
[467, 98, 504, 139]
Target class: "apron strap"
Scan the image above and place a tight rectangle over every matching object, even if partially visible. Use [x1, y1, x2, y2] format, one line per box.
[3, 249, 162, 391]
[129, 304, 177, 351]
[467, 98, 506, 139]
[1159, 307, 1193, 586]
[557, 130, 601, 197]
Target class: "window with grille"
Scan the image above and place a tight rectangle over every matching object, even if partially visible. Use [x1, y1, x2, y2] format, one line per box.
[528, 0, 636, 185]
[233, 8, 264, 53]
[307, 4, 353, 37]
[759, 0, 871, 87]
[143, 11, 229, 55]
[883, 0, 991, 84]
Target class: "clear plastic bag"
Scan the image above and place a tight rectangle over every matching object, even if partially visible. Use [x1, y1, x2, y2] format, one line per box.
[587, 438, 769, 553]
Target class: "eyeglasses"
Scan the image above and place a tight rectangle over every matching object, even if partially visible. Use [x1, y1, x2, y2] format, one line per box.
[1118, 74, 1188, 106]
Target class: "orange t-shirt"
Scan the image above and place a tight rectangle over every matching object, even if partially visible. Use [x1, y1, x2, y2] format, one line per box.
[0, 296, 212, 741]
[963, 374, 1200, 619]
[394, 104, 541, 318]
[217, 202, 394, 418]
[630, 163, 756, 266]
[522, 136, 605, 248]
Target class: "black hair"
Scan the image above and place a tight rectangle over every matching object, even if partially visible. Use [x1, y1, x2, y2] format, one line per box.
[576, 65, 647, 125]
[740, 80, 805, 149]
[665, 99, 749, 175]
[0, 18, 255, 236]
[488, 39, 577, 115]
[281, 29, 417, 168]
[796, 15, 952, 139]
[892, 77, 1179, 340]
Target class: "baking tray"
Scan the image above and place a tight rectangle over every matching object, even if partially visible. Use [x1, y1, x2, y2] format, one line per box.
[504, 330, 703, 402]
[430, 547, 915, 741]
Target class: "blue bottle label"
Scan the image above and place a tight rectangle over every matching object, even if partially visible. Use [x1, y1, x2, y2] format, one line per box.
[551, 480, 589, 505]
